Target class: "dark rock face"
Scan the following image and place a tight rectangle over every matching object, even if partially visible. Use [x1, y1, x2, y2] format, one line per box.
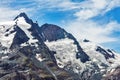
[96, 46, 115, 59]
[83, 39, 90, 42]
[10, 26, 29, 48]
[40, 23, 68, 41]
[40, 23, 89, 63]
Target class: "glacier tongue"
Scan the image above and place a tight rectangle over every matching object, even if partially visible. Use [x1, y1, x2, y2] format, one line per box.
[45, 38, 86, 73]
[45, 37, 120, 76]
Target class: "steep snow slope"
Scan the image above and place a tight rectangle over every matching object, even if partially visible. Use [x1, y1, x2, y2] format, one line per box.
[0, 16, 38, 48]
[0, 21, 16, 48]
[79, 40, 120, 67]
[79, 40, 120, 77]
[80, 40, 110, 65]
[16, 17, 39, 45]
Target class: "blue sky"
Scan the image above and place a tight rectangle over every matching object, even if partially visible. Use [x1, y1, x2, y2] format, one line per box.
[0, 0, 120, 52]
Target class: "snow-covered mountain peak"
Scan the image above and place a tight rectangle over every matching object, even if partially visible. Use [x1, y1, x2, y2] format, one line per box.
[0, 17, 29, 48]
[40, 24, 90, 63]
[0, 13, 38, 48]
[16, 17, 31, 27]
[14, 12, 33, 24]
[14, 12, 28, 21]
[0, 12, 56, 62]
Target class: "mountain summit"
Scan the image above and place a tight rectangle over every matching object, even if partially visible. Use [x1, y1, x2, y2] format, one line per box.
[15, 12, 28, 19]
[0, 13, 120, 80]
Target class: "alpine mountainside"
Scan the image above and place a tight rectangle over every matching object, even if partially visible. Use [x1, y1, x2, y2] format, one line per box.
[41, 24, 120, 80]
[0, 13, 78, 80]
[0, 12, 120, 80]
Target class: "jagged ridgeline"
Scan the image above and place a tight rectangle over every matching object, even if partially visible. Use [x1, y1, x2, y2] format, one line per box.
[0, 13, 120, 80]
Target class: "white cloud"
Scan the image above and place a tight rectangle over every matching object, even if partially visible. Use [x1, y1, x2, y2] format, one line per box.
[74, 9, 95, 20]
[56, 0, 120, 44]
[66, 20, 120, 43]
[104, 0, 120, 13]
[0, 0, 14, 5]
[34, 0, 120, 19]
[34, 0, 81, 11]
[0, 8, 19, 21]
[73, 0, 108, 20]
[0, 0, 34, 22]
[74, 0, 120, 20]
[0, 7, 32, 22]
[34, 0, 103, 20]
